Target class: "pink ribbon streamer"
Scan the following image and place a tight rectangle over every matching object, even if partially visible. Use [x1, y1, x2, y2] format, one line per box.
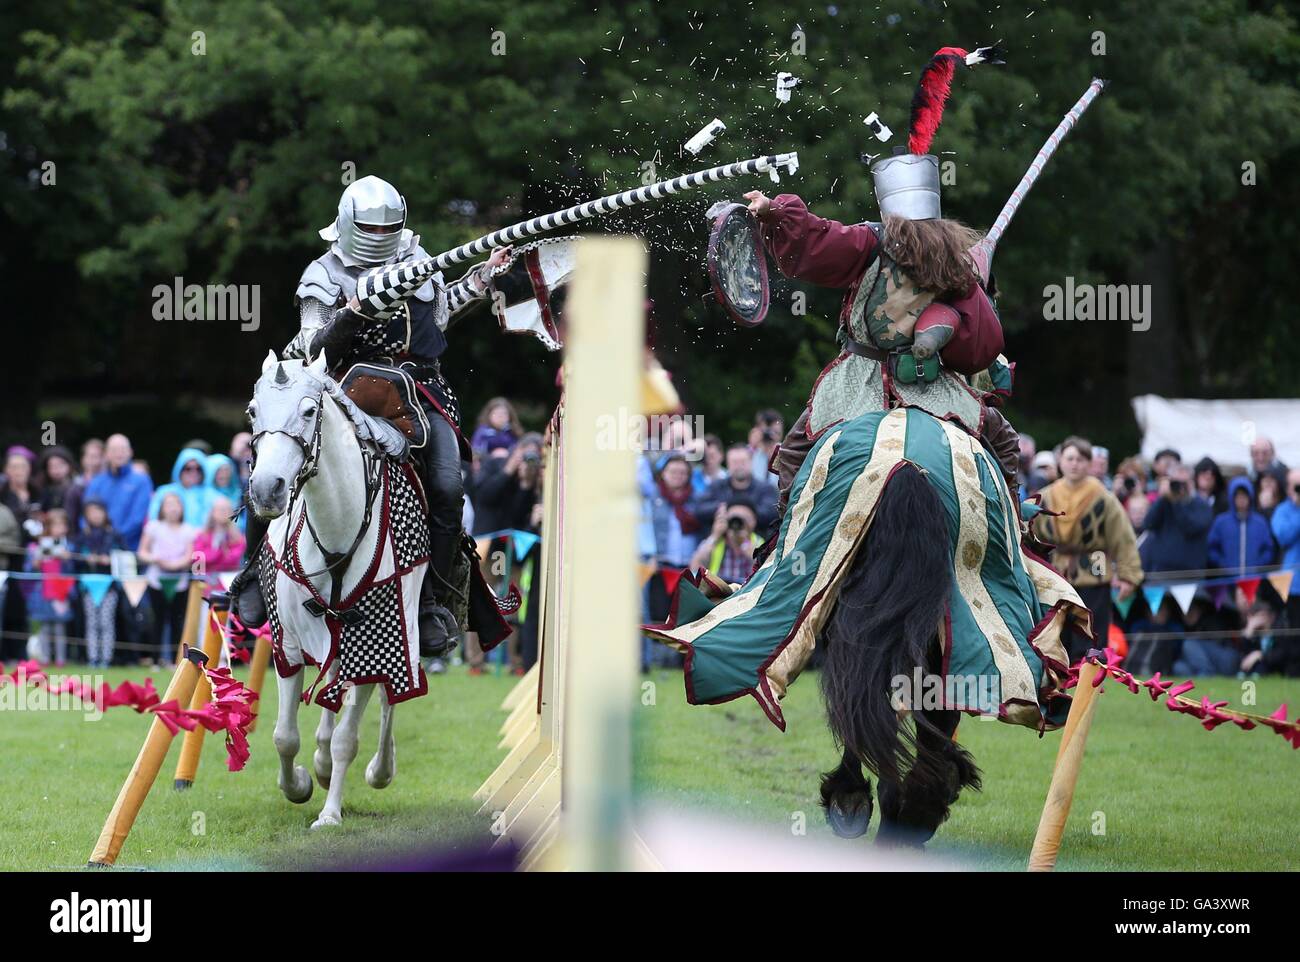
[1066, 651, 1299, 750]
[1, 659, 259, 770]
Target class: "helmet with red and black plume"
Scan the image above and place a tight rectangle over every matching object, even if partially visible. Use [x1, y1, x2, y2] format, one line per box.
[871, 45, 1004, 221]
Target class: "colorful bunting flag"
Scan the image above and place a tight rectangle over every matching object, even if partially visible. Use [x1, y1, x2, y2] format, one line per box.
[511, 531, 540, 561]
[1111, 587, 1137, 619]
[1238, 577, 1261, 605]
[637, 562, 657, 589]
[1142, 585, 1166, 614]
[120, 577, 149, 608]
[80, 574, 114, 607]
[1168, 583, 1198, 616]
[1268, 569, 1293, 602]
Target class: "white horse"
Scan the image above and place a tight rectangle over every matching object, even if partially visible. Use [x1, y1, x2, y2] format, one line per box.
[246, 350, 427, 829]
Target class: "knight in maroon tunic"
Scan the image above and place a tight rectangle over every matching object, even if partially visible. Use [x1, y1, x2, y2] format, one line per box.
[744, 45, 1022, 520]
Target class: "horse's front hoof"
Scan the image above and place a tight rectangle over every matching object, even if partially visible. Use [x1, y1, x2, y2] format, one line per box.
[826, 801, 871, 839]
[280, 765, 314, 804]
[311, 812, 342, 830]
[365, 754, 394, 789]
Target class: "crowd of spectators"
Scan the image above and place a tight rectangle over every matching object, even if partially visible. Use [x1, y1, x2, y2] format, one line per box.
[5, 405, 1297, 682]
[0, 404, 550, 677]
[635, 410, 784, 670]
[0, 433, 252, 668]
[463, 398, 545, 676]
[632, 412, 1300, 679]
[1019, 433, 1300, 679]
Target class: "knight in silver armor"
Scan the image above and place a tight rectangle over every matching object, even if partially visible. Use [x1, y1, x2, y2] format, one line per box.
[232, 175, 513, 659]
[284, 175, 492, 363]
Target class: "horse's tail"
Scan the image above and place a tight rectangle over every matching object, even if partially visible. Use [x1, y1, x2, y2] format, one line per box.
[819, 462, 969, 806]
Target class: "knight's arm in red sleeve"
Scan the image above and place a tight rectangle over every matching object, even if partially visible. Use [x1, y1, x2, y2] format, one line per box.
[755, 194, 881, 288]
[916, 283, 1005, 376]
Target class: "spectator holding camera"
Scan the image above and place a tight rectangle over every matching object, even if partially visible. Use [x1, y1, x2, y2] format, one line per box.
[472, 432, 544, 536]
[1142, 460, 1213, 573]
[1112, 457, 1148, 506]
[689, 498, 763, 585]
[693, 443, 778, 532]
[1151, 448, 1182, 486]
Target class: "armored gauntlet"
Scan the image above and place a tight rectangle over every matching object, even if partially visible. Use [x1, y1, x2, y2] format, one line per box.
[307, 306, 366, 364]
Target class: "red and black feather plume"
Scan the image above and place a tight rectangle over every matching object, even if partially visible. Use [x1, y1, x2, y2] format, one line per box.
[907, 45, 1004, 156]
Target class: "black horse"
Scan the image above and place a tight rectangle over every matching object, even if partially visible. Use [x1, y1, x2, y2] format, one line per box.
[817, 463, 983, 847]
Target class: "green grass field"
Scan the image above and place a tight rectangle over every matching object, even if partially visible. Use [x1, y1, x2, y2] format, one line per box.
[2, 663, 1297, 870]
[635, 669, 1300, 871]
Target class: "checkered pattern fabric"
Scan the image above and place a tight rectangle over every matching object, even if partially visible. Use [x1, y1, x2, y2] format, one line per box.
[389, 463, 430, 571]
[258, 540, 283, 647]
[316, 577, 414, 710]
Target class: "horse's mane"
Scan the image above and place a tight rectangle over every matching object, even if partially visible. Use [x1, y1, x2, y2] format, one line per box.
[300, 365, 409, 459]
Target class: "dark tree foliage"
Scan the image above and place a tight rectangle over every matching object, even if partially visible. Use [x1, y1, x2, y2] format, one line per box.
[2, 0, 1297, 468]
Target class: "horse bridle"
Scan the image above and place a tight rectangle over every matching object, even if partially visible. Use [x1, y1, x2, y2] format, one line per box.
[249, 381, 384, 583]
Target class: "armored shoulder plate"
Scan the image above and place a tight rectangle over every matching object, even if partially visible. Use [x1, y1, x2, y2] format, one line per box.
[295, 254, 349, 307]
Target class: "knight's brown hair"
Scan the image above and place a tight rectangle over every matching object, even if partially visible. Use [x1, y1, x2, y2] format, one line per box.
[883, 216, 985, 299]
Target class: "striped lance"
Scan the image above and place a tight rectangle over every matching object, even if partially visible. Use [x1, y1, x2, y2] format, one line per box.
[354, 257, 443, 321]
[428, 153, 800, 270]
[975, 78, 1107, 265]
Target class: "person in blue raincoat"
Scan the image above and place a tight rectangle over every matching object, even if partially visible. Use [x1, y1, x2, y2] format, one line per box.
[146, 447, 212, 529]
[1206, 476, 1276, 574]
[204, 452, 244, 533]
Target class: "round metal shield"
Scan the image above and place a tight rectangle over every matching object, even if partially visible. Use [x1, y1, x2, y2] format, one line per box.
[707, 203, 769, 327]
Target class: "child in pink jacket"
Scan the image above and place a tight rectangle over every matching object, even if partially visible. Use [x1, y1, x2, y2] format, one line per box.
[192, 496, 246, 575]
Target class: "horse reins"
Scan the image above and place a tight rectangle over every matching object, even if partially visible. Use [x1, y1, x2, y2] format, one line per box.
[250, 384, 385, 585]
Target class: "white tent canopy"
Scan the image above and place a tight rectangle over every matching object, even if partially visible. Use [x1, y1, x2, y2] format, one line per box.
[1131, 395, 1300, 470]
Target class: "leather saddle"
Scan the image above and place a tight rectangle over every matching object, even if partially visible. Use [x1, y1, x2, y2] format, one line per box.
[339, 362, 430, 450]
